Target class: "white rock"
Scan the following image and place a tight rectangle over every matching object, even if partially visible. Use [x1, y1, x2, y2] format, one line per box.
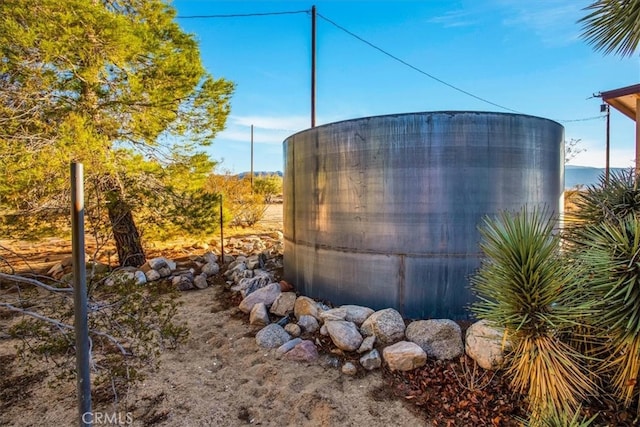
[382, 341, 427, 371]
[249, 302, 270, 326]
[270, 292, 297, 317]
[465, 319, 511, 370]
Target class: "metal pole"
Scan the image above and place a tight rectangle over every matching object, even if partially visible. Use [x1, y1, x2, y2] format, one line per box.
[605, 104, 610, 185]
[250, 124, 254, 192]
[71, 162, 91, 426]
[311, 5, 316, 128]
[219, 195, 224, 263]
[636, 98, 640, 181]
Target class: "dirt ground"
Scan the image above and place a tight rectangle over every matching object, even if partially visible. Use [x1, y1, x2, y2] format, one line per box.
[0, 204, 428, 427]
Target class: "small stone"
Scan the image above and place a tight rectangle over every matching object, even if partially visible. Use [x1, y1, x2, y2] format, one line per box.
[203, 252, 218, 264]
[279, 280, 294, 292]
[145, 269, 161, 282]
[341, 305, 375, 325]
[357, 335, 376, 354]
[246, 255, 261, 270]
[146, 257, 169, 270]
[284, 340, 319, 362]
[320, 324, 328, 336]
[276, 337, 303, 358]
[157, 266, 172, 278]
[294, 296, 319, 319]
[383, 341, 427, 371]
[249, 302, 270, 326]
[359, 349, 382, 371]
[270, 292, 297, 317]
[341, 362, 358, 376]
[319, 308, 347, 323]
[134, 270, 147, 285]
[325, 321, 363, 352]
[193, 273, 208, 289]
[202, 262, 220, 276]
[239, 283, 281, 314]
[297, 315, 319, 334]
[255, 324, 290, 349]
[175, 275, 195, 291]
[284, 323, 301, 338]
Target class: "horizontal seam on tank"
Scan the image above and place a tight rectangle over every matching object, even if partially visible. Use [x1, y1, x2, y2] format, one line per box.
[285, 237, 483, 258]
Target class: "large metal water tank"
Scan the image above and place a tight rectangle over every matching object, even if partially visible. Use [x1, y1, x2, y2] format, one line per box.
[283, 111, 564, 319]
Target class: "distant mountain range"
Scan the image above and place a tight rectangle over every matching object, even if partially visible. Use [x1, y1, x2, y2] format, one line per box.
[565, 165, 626, 189]
[236, 171, 283, 179]
[237, 167, 621, 190]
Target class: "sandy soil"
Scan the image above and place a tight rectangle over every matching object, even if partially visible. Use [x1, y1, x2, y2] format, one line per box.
[0, 204, 428, 427]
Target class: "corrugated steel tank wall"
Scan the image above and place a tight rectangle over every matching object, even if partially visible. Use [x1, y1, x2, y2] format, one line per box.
[283, 112, 564, 319]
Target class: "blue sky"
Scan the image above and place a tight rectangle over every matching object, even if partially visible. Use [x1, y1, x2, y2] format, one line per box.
[173, 0, 640, 173]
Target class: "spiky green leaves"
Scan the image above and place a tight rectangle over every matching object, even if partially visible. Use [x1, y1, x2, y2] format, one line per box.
[579, 0, 640, 57]
[471, 208, 597, 417]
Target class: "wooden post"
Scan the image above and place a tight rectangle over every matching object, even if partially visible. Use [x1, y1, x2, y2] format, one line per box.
[636, 98, 640, 180]
[311, 5, 316, 128]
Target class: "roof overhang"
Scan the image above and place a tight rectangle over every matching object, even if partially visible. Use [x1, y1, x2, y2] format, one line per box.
[601, 83, 640, 121]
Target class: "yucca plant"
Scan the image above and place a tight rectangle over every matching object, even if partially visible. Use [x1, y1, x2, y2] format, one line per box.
[575, 215, 640, 409]
[517, 402, 598, 427]
[567, 168, 640, 232]
[470, 208, 597, 420]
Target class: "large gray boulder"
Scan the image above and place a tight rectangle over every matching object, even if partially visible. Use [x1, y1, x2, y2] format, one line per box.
[360, 308, 405, 345]
[465, 319, 511, 370]
[405, 319, 463, 361]
[325, 320, 363, 352]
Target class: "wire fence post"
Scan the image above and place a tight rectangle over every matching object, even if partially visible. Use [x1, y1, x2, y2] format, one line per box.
[71, 162, 92, 426]
[219, 195, 225, 263]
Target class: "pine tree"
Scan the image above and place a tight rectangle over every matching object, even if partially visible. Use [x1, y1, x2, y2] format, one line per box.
[0, 0, 234, 266]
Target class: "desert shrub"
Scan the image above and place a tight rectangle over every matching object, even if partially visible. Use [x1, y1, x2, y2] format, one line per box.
[253, 174, 282, 203]
[4, 270, 188, 403]
[470, 208, 596, 422]
[205, 172, 267, 227]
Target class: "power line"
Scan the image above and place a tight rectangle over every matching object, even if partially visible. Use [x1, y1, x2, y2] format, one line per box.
[316, 12, 522, 114]
[176, 10, 309, 19]
[558, 115, 606, 123]
[175, 7, 605, 124]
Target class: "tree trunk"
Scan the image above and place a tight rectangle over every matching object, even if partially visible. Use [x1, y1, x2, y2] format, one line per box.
[102, 174, 145, 267]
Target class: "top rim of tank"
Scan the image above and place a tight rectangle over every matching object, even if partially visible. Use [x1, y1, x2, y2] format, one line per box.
[283, 110, 563, 140]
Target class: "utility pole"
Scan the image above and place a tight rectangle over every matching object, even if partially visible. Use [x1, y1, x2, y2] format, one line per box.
[250, 124, 254, 192]
[603, 103, 610, 185]
[311, 5, 316, 128]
